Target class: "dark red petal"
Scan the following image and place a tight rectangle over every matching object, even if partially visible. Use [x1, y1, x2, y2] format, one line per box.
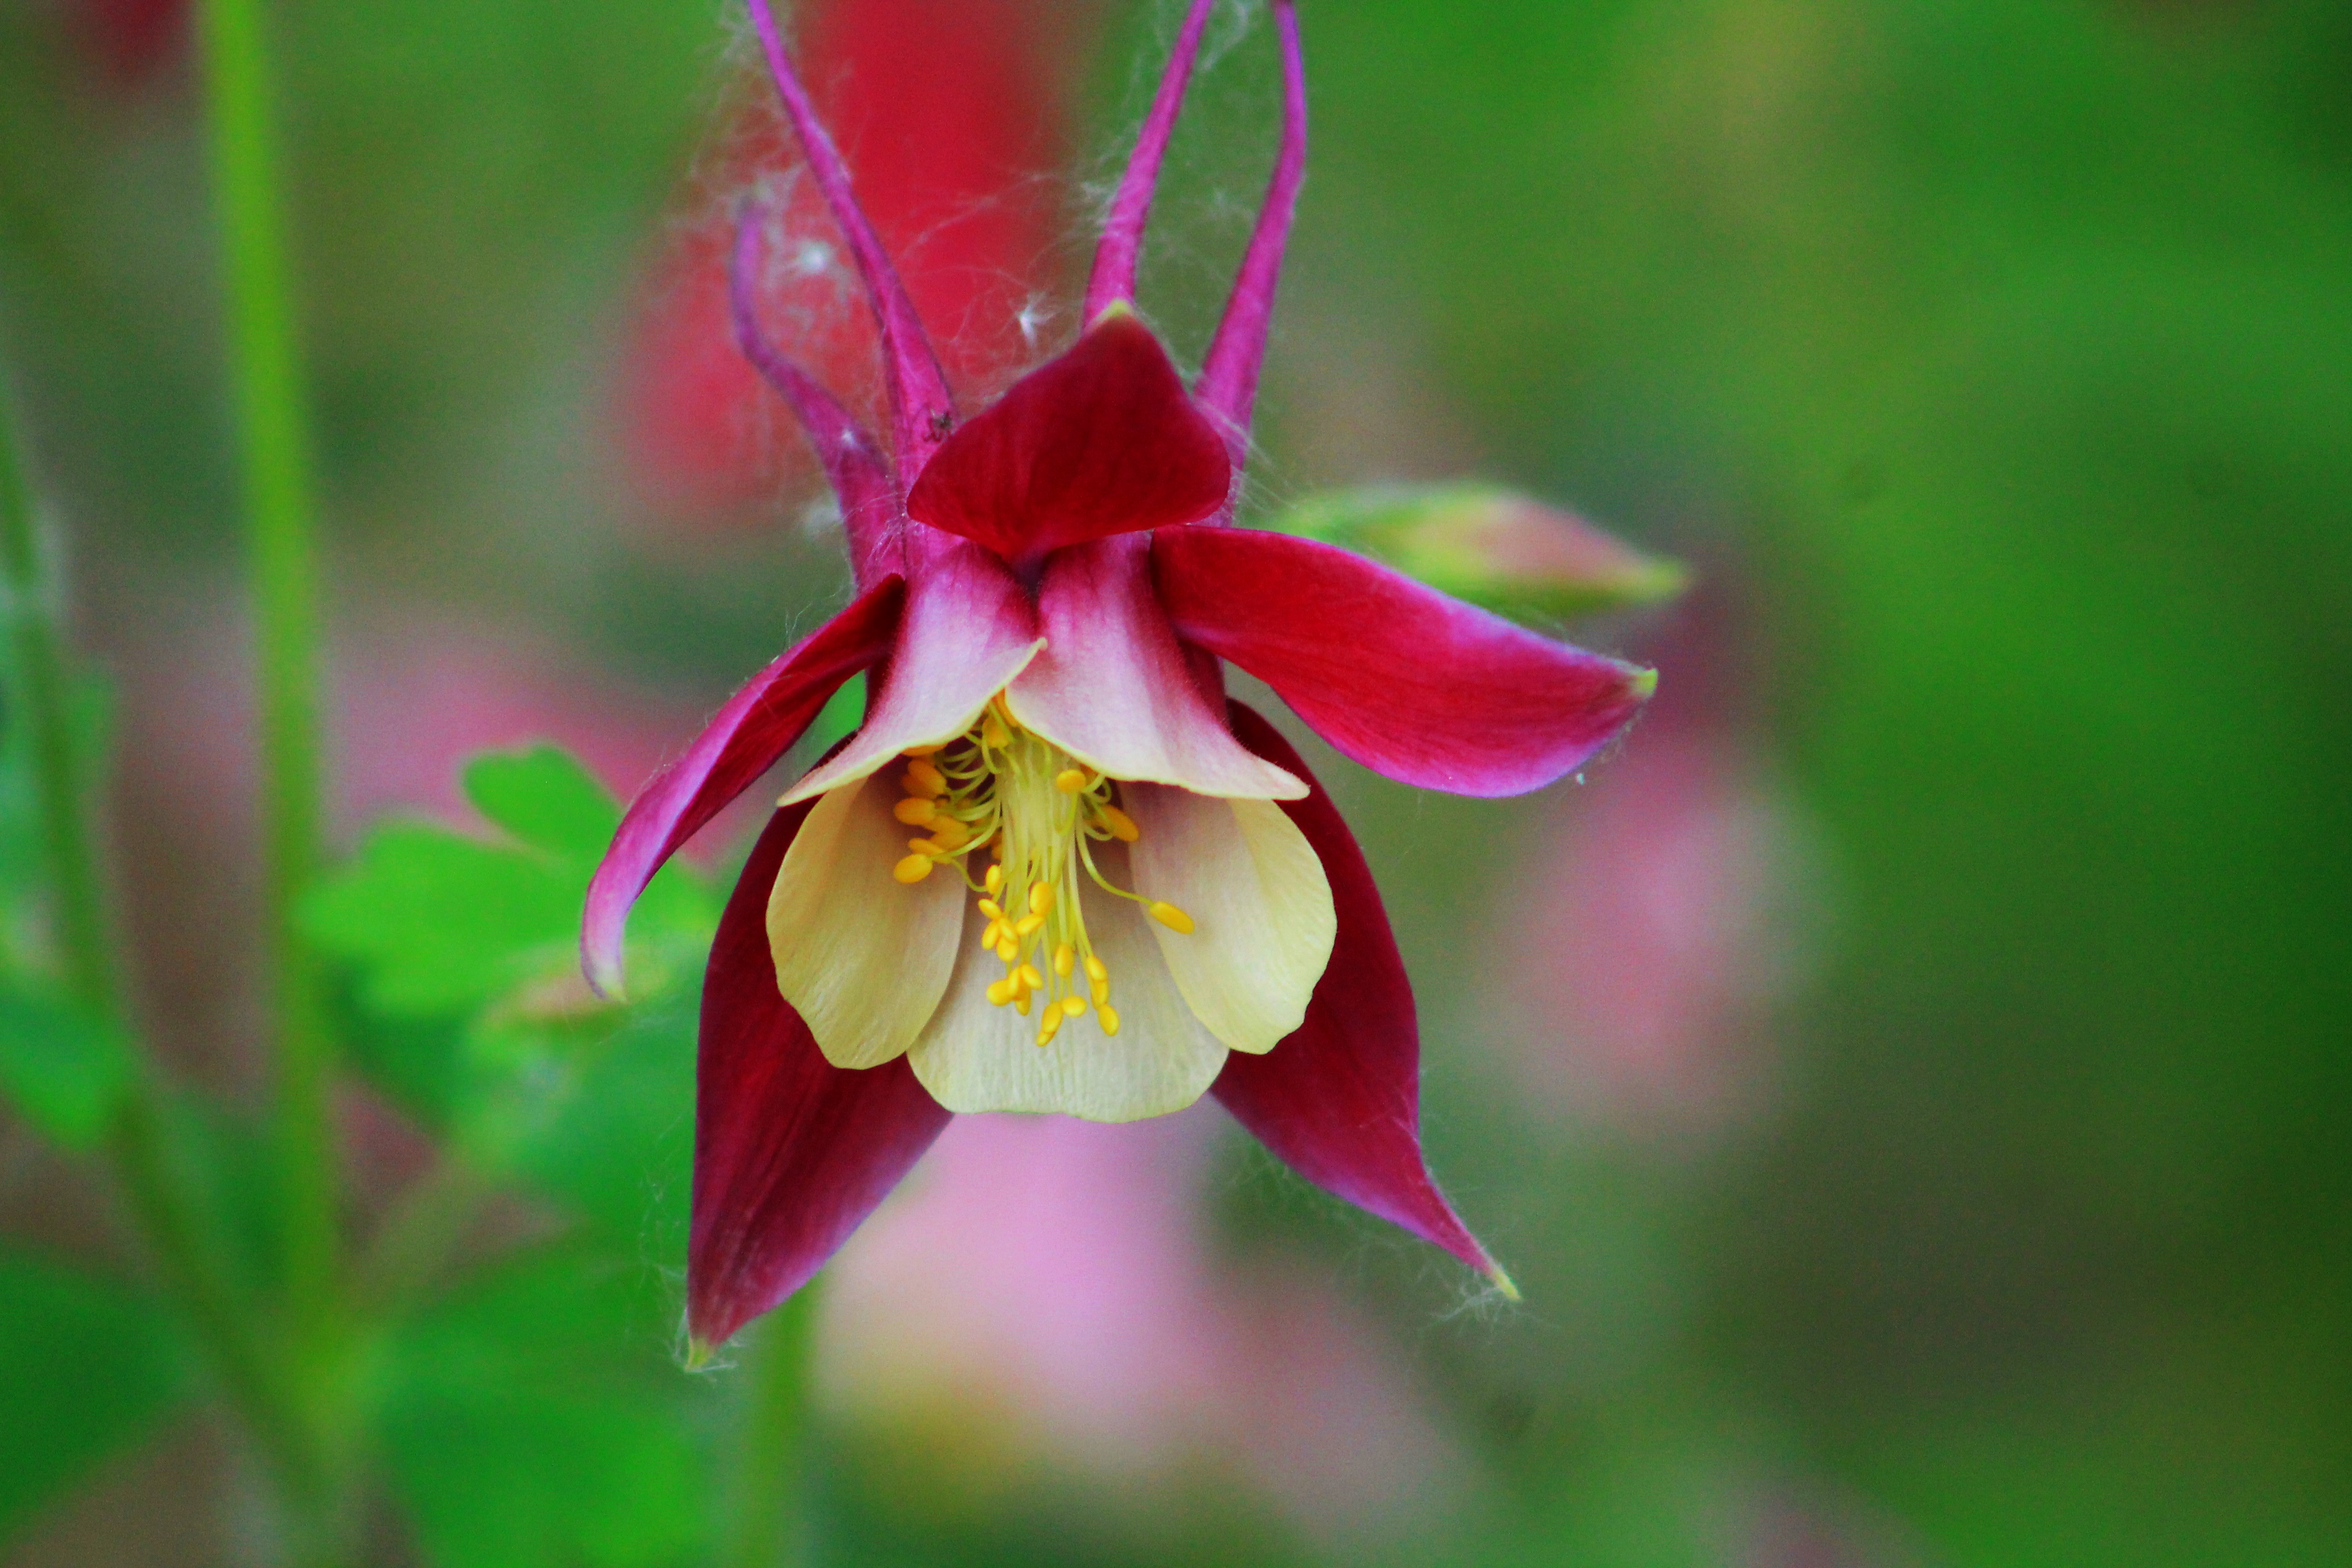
[1213, 701, 1501, 1282]
[689, 795, 952, 1351]
[905, 313, 1233, 561]
[581, 578, 904, 996]
[1156, 527, 1656, 797]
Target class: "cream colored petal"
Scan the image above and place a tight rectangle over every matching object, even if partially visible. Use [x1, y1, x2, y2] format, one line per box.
[767, 773, 966, 1069]
[1122, 786, 1336, 1055]
[906, 846, 1228, 1121]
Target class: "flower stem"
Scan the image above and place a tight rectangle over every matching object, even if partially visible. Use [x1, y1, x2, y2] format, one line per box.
[0, 380, 112, 1013]
[0, 375, 340, 1560]
[726, 1282, 823, 1568]
[192, 0, 339, 1338]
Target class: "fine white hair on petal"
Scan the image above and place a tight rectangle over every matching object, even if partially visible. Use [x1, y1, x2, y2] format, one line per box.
[768, 772, 966, 1070]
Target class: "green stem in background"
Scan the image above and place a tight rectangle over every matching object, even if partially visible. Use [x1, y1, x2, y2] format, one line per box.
[0, 380, 113, 1014]
[192, 0, 338, 1336]
[726, 1283, 824, 1568]
[0, 377, 335, 1555]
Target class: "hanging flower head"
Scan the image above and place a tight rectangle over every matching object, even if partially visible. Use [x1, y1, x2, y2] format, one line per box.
[582, 0, 1657, 1355]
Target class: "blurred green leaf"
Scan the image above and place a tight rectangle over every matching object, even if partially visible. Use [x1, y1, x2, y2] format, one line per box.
[307, 745, 711, 1024]
[378, 1248, 714, 1568]
[495, 990, 698, 1246]
[311, 745, 710, 1241]
[0, 988, 131, 1148]
[1263, 483, 1687, 625]
[0, 1247, 187, 1545]
[464, 744, 623, 863]
[304, 823, 582, 1017]
[806, 672, 867, 755]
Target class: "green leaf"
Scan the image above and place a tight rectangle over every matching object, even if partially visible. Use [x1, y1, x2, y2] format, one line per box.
[378, 1248, 715, 1568]
[497, 989, 698, 1245]
[1266, 482, 1688, 625]
[805, 671, 865, 754]
[0, 988, 133, 1149]
[308, 745, 712, 1027]
[0, 1248, 187, 1545]
[303, 823, 582, 1017]
[463, 744, 623, 863]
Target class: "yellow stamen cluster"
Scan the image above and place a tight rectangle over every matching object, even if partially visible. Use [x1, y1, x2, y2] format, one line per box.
[889, 696, 1192, 1046]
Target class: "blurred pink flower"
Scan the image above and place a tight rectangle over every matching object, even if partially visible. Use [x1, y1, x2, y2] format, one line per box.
[820, 1107, 1469, 1535]
[61, 0, 186, 85]
[1492, 593, 1820, 1137]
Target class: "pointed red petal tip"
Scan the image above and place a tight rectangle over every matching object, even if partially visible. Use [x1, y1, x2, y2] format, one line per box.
[1212, 701, 1508, 1287]
[688, 797, 953, 1350]
[1157, 528, 1656, 798]
[905, 312, 1232, 562]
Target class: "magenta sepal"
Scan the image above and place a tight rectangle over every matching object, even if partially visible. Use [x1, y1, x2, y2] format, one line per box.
[729, 211, 903, 587]
[1194, 0, 1306, 469]
[688, 793, 954, 1351]
[580, 577, 905, 997]
[1155, 526, 1656, 798]
[905, 314, 1231, 563]
[1213, 701, 1501, 1282]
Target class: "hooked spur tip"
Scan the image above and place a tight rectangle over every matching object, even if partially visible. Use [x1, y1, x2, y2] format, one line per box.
[1627, 666, 1660, 703]
[1486, 1265, 1523, 1304]
[682, 1335, 718, 1373]
[581, 946, 628, 1005]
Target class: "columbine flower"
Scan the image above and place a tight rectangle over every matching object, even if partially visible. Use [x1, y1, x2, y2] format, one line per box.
[582, 0, 1657, 1353]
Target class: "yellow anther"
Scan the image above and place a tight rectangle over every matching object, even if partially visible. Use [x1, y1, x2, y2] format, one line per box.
[1036, 1010, 1063, 1047]
[1009, 913, 1041, 939]
[986, 977, 1016, 1007]
[1083, 954, 1107, 984]
[1098, 1004, 1121, 1036]
[905, 759, 947, 797]
[1053, 943, 1075, 978]
[981, 711, 1009, 749]
[1054, 768, 1087, 794]
[979, 920, 1003, 950]
[984, 864, 1004, 896]
[1015, 995, 1032, 1017]
[1098, 805, 1140, 842]
[977, 899, 1004, 921]
[1028, 883, 1054, 916]
[904, 743, 945, 756]
[892, 797, 937, 826]
[1017, 963, 1044, 990]
[892, 854, 934, 885]
[1059, 995, 1086, 1019]
[908, 836, 944, 856]
[927, 818, 970, 850]
[995, 933, 1019, 962]
[1148, 901, 1194, 934]
[1090, 977, 1109, 1006]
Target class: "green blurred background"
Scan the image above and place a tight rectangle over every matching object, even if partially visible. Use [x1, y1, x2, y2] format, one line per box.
[3, 0, 2349, 1562]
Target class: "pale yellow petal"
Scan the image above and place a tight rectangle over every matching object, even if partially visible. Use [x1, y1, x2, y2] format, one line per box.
[767, 774, 965, 1068]
[1122, 786, 1335, 1055]
[906, 846, 1227, 1120]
